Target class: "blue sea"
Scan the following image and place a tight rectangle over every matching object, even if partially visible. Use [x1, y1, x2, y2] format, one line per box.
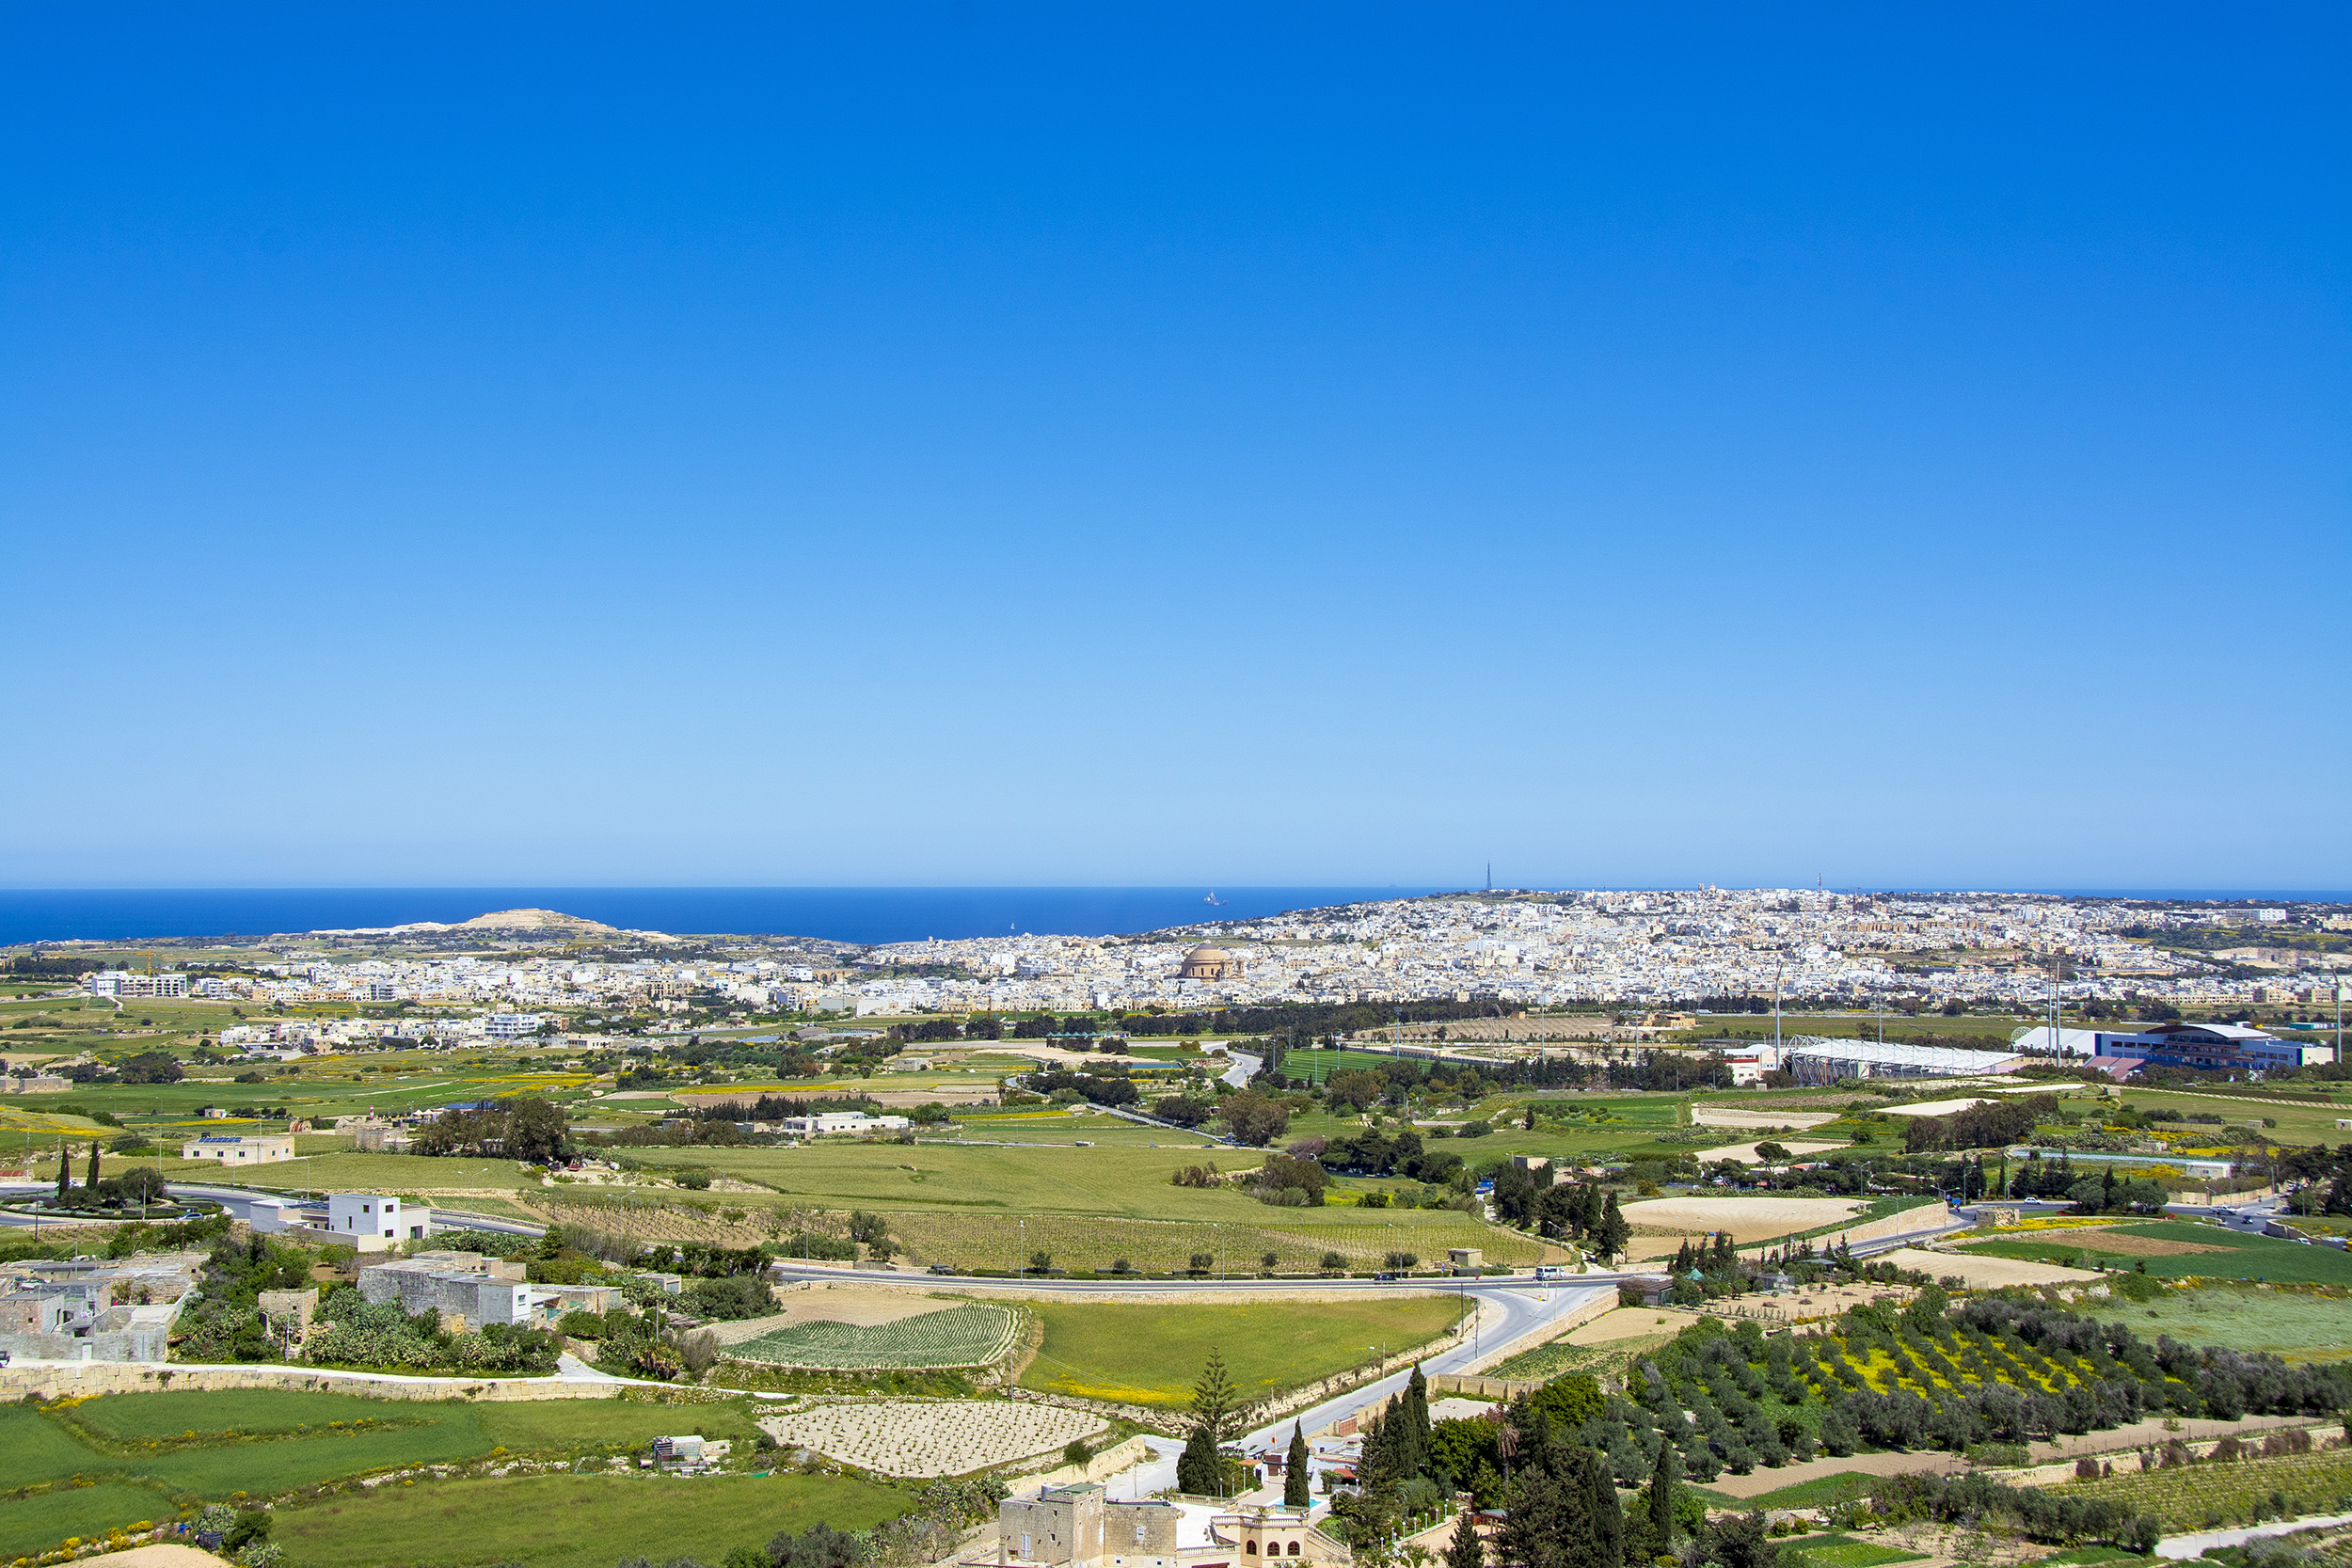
[0, 887, 1444, 947]
[0, 885, 2340, 949]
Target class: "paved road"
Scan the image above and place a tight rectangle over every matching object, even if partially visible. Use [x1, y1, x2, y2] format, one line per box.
[1099, 1281, 1614, 1501]
[2156, 1512, 2352, 1560]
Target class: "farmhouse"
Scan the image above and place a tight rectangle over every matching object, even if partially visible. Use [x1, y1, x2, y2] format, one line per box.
[328, 1192, 432, 1249]
[0, 1251, 204, 1363]
[357, 1257, 564, 1329]
[780, 1111, 912, 1136]
[180, 1133, 295, 1164]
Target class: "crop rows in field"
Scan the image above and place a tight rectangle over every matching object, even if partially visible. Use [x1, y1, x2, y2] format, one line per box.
[755, 1399, 1104, 1479]
[881, 1209, 1539, 1273]
[527, 1192, 838, 1249]
[727, 1304, 1021, 1370]
[2058, 1449, 2352, 1530]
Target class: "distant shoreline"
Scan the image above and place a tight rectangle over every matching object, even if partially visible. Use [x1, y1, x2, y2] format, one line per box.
[0, 883, 2342, 950]
[0, 885, 1439, 948]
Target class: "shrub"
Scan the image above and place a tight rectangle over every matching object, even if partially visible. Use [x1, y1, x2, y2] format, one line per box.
[689, 1273, 777, 1322]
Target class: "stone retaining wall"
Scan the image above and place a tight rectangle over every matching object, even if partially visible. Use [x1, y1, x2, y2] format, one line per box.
[1455, 1286, 1616, 1376]
[1984, 1422, 2350, 1489]
[1006, 1434, 1156, 1492]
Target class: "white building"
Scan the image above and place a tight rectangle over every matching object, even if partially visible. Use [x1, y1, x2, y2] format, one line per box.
[780, 1112, 912, 1136]
[328, 1193, 432, 1251]
[484, 1013, 545, 1038]
[180, 1134, 295, 1164]
[87, 972, 189, 999]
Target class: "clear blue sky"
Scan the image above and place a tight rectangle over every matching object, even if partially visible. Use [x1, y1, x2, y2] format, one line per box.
[3, 4, 2344, 891]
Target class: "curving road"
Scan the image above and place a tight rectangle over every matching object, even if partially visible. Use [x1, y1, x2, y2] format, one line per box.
[1098, 1279, 1615, 1501]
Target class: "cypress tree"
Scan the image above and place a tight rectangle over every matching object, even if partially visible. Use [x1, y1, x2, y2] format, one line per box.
[1597, 1193, 1629, 1262]
[1401, 1365, 1433, 1478]
[1499, 1402, 1622, 1568]
[1645, 1442, 1677, 1551]
[1284, 1422, 1311, 1508]
[1445, 1508, 1485, 1568]
[56, 1142, 72, 1203]
[1569, 1445, 1624, 1568]
[1359, 1409, 1394, 1494]
[1177, 1424, 1223, 1496]
[1497, 1459, 1575, 1568]
[87, 1139, 101, 1188]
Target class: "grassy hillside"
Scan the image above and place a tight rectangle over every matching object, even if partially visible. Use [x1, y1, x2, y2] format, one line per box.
[0, 1389, 794, 1562]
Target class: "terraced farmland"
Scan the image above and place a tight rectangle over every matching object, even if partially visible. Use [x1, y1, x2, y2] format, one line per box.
[727, 1303, 1022, 1369]
[2057, 1449, 2352, 1530]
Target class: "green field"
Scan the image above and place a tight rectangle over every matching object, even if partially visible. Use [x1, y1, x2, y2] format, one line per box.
[1484, 1332, 1674, 1385]
[1960, 1221, 2352, 1286]
[271, 1472, 906, 1568]
[729, 1304, 1020, 1369]
[1732, 1471, 1884, 1511]
[1791, 1534, 1926, 1568]
[621, 1142, 1260, 1215]
[2091, 1284, 2352, 1360]
[2112, 1088, 2352, 1149]
[167, 1149, 543, 1194]
[56, 1390, 761, 1451]
[0, 1482, 181, 1560]
[941, 1111, 1212, 1148]
[0, 1389, 777, 1558]
[881, 1205, 1544, 1273]
[1019, 1294, 1466, 1408]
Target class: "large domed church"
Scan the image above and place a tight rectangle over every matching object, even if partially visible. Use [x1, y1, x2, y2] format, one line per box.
[1177, 944, 1236, 981]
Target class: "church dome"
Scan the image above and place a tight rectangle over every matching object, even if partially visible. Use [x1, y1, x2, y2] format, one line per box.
[1179, 944, 1233, 980]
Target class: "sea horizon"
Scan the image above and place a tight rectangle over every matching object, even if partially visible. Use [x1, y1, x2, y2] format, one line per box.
[0, 883, 2344, 950]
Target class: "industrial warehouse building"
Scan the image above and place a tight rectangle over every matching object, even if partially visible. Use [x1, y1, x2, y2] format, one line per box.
[1783, 1037, 2029, 1085]
[2091, 1022, 2334, 1076]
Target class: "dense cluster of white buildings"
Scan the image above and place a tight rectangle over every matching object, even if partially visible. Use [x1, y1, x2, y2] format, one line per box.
[104, 955, 862, 1047]
[848, 891, 2350, 1016]
[58, 893, 2348, 1030]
